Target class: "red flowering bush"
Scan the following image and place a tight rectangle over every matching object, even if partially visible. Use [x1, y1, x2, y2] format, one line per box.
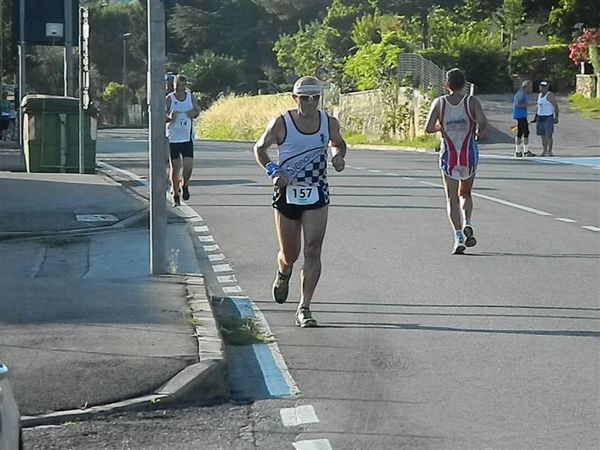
[568, 28, 600, 65]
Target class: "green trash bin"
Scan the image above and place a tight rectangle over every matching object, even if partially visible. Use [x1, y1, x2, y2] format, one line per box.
[21, 95, 98, 173]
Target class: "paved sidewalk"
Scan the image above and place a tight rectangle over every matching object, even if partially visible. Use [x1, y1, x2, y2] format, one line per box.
[0, 145, 225, 422]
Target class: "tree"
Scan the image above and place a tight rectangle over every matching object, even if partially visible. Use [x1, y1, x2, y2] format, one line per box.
[497, 0, 526, 54]
[545, 0, 600, 43]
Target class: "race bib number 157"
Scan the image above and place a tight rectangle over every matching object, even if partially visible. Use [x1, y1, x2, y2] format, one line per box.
[286, 185, 319, 205]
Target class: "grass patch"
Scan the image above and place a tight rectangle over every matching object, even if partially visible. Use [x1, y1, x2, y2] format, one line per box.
[197, 93, 438, 149]
[568, 93, 600, 120]
[198, 93, 295, 141]
[345, 132, 438, 149]
[218, 317, 274, 346]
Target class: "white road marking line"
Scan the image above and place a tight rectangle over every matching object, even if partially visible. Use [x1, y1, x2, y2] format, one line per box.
[222, 286, 243, 294]
[212, 264, 232, 273]
[293, 439, 332, 450]
[582, 225, 600, 232]
[228, 296, 300, 396]
[369, 169, 382, 173]
[420, 181, 441, 187]
[556, 218, 577, 223]
[189, 216, 204, 222]
[473, 192, 552, 216]
[208, 253, 226, 262]
[179, 205, 197, 217]
[203, 244, 220, 252]
[385, 173, 399, 176]
[198, 235, 215, 243]
[217, 275, 237, 284]
[194, 225, 209, 232]
[403, 176, 415, 180]
[354, 166, 365, 170]
[280, 405, 320, 427]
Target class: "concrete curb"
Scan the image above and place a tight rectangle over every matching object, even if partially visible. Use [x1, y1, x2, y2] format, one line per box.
[17, 162, 229, 428]
[20, 274, 227, 428]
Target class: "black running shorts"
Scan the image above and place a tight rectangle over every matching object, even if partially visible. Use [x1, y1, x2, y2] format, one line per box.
[169, 141, 194, 160]
[272, 186, 328, 221]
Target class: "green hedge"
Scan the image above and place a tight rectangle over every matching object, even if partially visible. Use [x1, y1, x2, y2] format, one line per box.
[510, 45, 577, 92]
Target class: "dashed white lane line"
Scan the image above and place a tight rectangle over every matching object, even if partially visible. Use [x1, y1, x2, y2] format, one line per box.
[293, 439, 332, 450]
[472, 192, 552, 216]
[556, 218, 577, 223]
[212, 264, 232, 273]
[582, 226, 600, 232]
[203, 244, 220, 252]
[198, 235, 215, 243]
[207, 253, 226, 262]
[369, 169, 382, 173]
[280, 405, 320, 427]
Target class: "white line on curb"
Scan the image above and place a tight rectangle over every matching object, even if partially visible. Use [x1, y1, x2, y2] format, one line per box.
[217, 275, 237, 284]
[293, 439, 332, 450]
[212, 264, 232, 273]
[582, 226, 600, 232]
[203, 244, 220, 252]
[198, 235, 215, 243]
[194, 225, 210, 232]
[222, 286, 243, 294]
[207, 254, 226, 262]
[97, 162, 147, 185]
[280, 405, 319, 427]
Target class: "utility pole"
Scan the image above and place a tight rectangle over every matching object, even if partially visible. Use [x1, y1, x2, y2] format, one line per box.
[147, 0, 167, 275]
[0, 0, 4, 88]
[122, 32, 131, 126]
[64, 0, 74, 96]
[18, 0, 26, 146]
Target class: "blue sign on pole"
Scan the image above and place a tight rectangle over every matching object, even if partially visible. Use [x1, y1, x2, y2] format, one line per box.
[14, 0, 79, 45]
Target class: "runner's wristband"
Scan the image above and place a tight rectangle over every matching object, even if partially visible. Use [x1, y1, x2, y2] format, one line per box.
[265, 162, 280, 178]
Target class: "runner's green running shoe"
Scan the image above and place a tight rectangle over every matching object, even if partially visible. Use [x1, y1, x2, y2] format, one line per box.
[295, 307, 318, 328]
[272, 269, 292, 304]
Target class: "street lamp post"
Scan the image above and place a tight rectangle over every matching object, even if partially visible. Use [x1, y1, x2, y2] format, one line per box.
[122, 32, 131, 125]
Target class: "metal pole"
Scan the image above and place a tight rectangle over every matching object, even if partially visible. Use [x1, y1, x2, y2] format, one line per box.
[147, 0, 167, 275]
[78, 7, 86, 174]
[18, 0, 25, 146]
[64, 0, 73, 96]
[0, 1, 4, 88]
[122, 33, 131, 125]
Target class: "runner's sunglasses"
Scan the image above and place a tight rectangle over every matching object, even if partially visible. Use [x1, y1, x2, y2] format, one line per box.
[297, 94, 321, 102]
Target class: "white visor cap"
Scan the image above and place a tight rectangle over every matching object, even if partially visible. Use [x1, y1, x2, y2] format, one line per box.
[293, 79, 323, 96]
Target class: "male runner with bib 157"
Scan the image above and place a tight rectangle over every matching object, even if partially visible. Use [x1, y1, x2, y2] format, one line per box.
[253, 76, 347, 328]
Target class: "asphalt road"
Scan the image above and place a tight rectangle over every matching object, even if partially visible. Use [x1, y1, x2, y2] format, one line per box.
[29, 100, 600, 450]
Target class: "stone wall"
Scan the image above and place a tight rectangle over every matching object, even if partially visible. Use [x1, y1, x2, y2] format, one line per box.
[331, 88, 430, 140]
[575, 74, 598, 98]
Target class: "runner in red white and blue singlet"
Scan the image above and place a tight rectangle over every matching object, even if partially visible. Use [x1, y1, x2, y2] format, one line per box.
[438, 95, 478, 180]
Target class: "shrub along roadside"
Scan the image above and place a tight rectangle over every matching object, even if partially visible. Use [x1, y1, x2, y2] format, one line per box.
[510, 45, 576, 92]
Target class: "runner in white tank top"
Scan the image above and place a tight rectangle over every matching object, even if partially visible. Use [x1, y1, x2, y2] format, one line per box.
[165, 75, 199, 206]
[253, 76, 347, 328]
[425, 68, 488, 255]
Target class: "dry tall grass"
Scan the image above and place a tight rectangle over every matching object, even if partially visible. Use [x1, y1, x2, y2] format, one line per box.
[197, 93, 295, 141]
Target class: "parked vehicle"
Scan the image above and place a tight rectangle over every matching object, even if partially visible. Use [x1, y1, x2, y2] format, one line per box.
[0, 362, 22, 450]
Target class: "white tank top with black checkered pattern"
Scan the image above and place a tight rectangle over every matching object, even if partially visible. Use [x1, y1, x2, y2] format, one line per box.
[278, 110, 329, 196]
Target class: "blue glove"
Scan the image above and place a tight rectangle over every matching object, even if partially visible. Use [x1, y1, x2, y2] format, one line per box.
[265, 162, 280, 178]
